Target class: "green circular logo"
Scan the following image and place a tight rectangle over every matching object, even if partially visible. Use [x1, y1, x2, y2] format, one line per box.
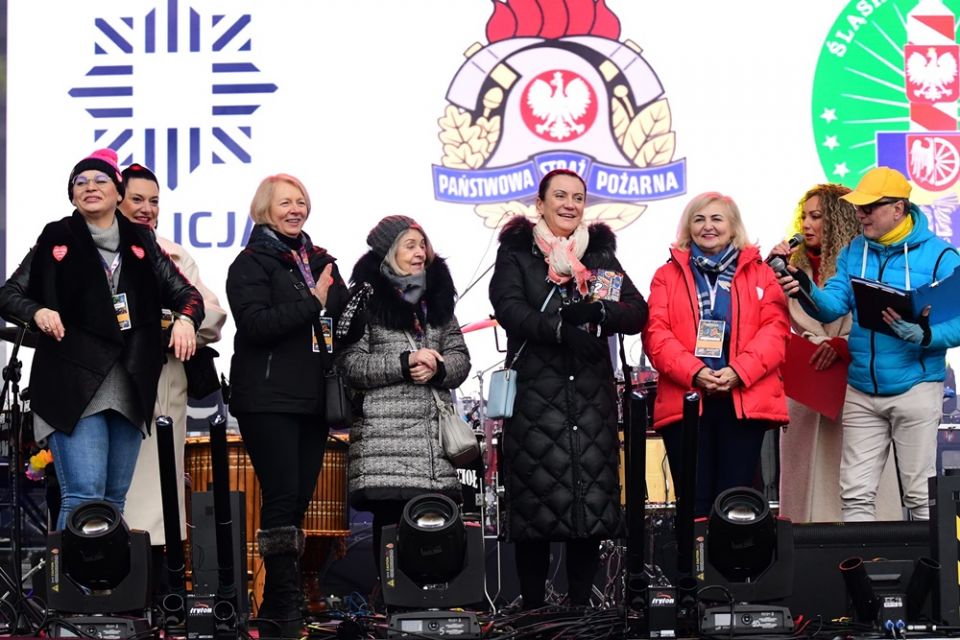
[813, 0, 960, 200]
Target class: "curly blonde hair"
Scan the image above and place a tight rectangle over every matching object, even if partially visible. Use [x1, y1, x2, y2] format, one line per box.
[789, 184, 861, 283]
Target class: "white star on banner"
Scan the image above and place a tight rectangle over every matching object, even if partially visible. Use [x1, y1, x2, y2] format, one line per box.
[823, 135, 839, 150]
[834, 162, 849, 178]
[820, 108, 837, 123]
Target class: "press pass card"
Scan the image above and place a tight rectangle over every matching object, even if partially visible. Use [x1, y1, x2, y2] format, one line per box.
[113, 293, 132, 331]
[589, 270, 623, 302]
[694, 319, 725, 358]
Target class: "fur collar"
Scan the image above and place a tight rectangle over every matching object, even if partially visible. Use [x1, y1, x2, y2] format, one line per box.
[349, 250, 457, 331]
[498, 216, 617, 256]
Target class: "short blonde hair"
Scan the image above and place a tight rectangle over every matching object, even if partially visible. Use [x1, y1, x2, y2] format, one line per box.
[675, 191, 750, 251]
[249, 174, 311, 225]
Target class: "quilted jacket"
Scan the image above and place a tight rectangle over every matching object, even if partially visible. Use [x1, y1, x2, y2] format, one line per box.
[488, 217, 647, 542]
[337, 251, 470, 508]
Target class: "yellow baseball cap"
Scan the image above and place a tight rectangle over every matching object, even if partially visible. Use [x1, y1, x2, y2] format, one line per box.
[840, 166, 912, 205]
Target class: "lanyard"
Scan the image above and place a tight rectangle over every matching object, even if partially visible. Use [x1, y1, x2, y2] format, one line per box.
[291, 247, 317, 290]
[98, 252, 122, 294]
[705, 274, 720, 314]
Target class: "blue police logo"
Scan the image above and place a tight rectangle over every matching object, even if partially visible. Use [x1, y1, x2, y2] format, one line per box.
[68, 5, 277, 190]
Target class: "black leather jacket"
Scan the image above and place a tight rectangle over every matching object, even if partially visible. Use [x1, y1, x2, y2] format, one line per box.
[0, 211, 204, 435]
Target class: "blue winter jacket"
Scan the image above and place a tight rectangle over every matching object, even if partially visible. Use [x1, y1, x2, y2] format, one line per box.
[806, 205, 960, 396]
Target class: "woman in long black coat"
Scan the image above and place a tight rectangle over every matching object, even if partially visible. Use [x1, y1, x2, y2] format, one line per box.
[226, 173, 349, 638]
[489, 169, 648, 609]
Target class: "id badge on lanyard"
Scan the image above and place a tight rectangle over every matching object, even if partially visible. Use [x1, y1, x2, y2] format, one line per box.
[694, 277, 725, 358]
[313, 317, 333, 353]
[293, 249, 334, 354]
[101, 253, 130, 331]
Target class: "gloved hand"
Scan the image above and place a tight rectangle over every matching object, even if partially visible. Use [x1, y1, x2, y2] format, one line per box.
[560, 300, 603, 326]
[560, 322, 607, 362]
[790, 266, 813, 295]
[889, 308, 931, 346]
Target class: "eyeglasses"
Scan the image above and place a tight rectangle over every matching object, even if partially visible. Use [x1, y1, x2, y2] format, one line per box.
[72, 174, 113, 188]
[858, 199, 900, 215]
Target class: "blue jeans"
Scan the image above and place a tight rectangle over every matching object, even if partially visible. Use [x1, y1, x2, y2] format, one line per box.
[49, 410, 143, 530]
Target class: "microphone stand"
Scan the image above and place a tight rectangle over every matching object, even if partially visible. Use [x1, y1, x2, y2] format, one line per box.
[0, 326, 42, 634]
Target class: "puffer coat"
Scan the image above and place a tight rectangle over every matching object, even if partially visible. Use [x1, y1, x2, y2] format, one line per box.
[337, 251, 471, 508]
[809, 205, 960, 395]
[488, 218, 648, 542]
[643, 245, 790, 430]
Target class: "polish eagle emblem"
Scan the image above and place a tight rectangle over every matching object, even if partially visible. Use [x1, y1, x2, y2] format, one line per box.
[526, 71, 592, 141]
[907, 47, 958, 101]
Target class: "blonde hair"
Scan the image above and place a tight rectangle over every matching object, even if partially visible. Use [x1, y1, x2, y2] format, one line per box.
[249, 174, 311, 224]
[788, 183, 860, 283]
[675, 191, 750, 251]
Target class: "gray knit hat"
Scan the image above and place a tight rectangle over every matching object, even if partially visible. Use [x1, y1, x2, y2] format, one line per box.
[366, 215, 420, 258]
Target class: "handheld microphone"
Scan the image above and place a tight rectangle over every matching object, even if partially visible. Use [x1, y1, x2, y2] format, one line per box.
[766, 233, 819, 312]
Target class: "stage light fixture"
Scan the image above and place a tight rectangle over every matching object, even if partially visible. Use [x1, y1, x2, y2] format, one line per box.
[61, 501, 131, 591]
[47, 500, 152, 619]
[380, 493, 484, 612]
[397, 494, 466, 585]
[707, 487, 777, 583]
[695, 487, 795, 635]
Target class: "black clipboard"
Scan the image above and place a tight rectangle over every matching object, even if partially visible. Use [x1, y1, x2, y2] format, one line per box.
[850, 276, 914, 337]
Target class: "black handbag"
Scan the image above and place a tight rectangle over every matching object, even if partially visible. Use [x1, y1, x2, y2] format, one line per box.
[324, 371, 352, 427]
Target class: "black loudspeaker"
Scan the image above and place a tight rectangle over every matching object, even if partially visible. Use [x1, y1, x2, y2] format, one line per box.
[47, 528, 152, 614]
[190, 491, 248, 613]
[787, 521, 931, 621]
[937, 427, 960, 475]
[930, 472, 960, 625]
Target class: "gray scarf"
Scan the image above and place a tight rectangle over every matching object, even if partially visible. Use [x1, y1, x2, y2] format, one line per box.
[380, 262, 426, 304]
[87, 216, 121, 291]
[87, 215, 120, 253]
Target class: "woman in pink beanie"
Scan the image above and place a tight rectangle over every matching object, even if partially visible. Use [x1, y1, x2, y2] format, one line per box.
[0, 148, 204, 531]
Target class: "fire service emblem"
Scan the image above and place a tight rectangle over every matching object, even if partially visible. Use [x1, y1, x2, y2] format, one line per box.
[432, 0, 687, 230]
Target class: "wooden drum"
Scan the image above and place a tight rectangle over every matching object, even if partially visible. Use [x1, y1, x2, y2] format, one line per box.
[184, 432, 349, 603]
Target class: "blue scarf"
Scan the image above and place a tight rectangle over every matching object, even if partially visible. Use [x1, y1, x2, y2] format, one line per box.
[690, 243, 738, 369]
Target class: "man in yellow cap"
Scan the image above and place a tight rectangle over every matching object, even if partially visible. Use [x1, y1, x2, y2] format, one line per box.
[779, 166, 960, 522]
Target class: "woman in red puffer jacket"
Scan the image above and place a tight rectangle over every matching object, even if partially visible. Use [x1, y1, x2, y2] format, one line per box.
[643, 191, 789, 516]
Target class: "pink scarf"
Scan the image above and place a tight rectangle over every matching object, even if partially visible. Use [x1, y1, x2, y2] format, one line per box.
[532, 218, 591, 295]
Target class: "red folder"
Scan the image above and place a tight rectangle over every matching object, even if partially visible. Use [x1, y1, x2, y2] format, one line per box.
[782, 333, 848, 421]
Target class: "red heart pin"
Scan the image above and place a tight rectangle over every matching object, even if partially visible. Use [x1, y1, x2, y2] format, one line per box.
[52, 245, 68, 261]
[131, 245, 145, 259]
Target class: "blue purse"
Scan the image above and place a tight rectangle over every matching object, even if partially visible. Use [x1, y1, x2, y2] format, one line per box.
[487, 288, 556, 420]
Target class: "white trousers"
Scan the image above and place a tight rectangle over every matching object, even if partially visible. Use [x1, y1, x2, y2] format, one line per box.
[840, 382, 943, 521]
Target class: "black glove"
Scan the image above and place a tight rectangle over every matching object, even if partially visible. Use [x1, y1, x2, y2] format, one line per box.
[791, 267, 813, 294]
[560, 300, 603, 326]
[560, 323, 607, 362]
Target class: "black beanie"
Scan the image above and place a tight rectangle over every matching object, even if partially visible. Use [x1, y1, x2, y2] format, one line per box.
[68, 148, 124, 201]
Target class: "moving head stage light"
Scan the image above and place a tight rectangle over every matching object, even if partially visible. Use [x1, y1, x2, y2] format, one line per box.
[46, 500, 151, 638]
[381, 494, 483, 639]
[695, 487, 795, 636]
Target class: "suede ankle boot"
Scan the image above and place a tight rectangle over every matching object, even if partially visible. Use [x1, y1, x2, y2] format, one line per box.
[256, 526, 305, 639]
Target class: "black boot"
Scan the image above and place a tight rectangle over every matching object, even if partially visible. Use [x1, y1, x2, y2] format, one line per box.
[256, 526, 305, 639]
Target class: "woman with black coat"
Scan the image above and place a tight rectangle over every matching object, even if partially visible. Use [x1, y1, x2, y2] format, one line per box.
[488, 169, 648, 609]
[226, 173, 348, 638]
[0, 148, 204, 531]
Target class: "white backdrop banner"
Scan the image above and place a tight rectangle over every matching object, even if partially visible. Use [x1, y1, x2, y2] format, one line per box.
[8, 0, 960, 399]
